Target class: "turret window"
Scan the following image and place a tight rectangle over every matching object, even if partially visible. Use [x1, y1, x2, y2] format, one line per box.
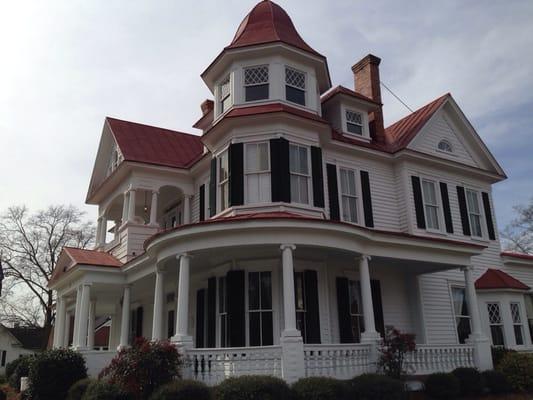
[245, 142, 271, 203]
[218, 150, 229, 211]
[219, 75, 231, 114]
[346, 110, 363, 135]
[285, 67, 306, 106]
[244, 66, 269, 101]
[289, 143, 310, 204]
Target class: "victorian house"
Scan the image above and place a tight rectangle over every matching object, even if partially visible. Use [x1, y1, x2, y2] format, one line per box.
[48, 0, 533, 382]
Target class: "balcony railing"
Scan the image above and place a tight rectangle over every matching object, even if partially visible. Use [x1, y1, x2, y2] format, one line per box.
[303, 343, 372, 379]
[405, 344, 475, 375]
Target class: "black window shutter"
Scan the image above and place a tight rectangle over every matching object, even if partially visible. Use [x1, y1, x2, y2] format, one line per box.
[226, 270, 245, 347]
[311, 147, 325, 208]
[457, 186, 471, 236]
[209, 158, 217, 217]
[199, 184, 205, 222]
[304, 270, 321, 344]
[270, 138, 290, 202]
[370, 280, 385, 337]
[439, 182, 454, 233]
[482, 192, 496, 240]
[196, 289, 206, 348]
[360, 171, 374, 228]
[229, 143, 244, 206]
[411, 176, 426, 229]
[135, 306, 143, 338]
[207, 277, 217, 348]
[327, 164, 340, 221]
[336, 277, 354, 343]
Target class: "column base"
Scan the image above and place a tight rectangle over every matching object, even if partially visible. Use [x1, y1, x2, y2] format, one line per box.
[281, 329, 302, 338]
[280, 334, 305, 383]
[360, 331, 381, 372]
[171, 334, 194, 351]
[361, 331, 382, 343]
[117, 344, 129, 352]
[466, 334, 493, 371]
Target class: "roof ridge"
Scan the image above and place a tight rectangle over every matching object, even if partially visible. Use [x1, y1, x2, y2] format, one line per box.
[106, 116, 199, 138]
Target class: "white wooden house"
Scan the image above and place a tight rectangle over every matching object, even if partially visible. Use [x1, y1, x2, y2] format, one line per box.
[48, 0, 533, 382]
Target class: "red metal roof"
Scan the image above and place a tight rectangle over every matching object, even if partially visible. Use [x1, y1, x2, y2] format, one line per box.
[107, 117, 204, 169]
[501, 251, 533, 261]
[475, 268, 530, 290]
[63, 247, 123, 267]
[227, 0, 323, 58]
[223, 103, 328, 123]
[321, 85, 381, 106]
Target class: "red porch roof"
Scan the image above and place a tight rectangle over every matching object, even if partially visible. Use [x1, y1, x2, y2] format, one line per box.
[475, 268, 530, 291]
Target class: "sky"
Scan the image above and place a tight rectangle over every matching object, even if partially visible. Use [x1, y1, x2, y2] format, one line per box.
[0, 0, 532, 231]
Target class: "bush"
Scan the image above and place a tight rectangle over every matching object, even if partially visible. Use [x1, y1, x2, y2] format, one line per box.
[5, 357, 24, 379]
[378, 328, 416, 379]
[292, 377, 348, 400]
[0, 375, 6, 384]
[67, 378, 96, 400]
[350, 373, 405, 400]
[424, 373, 460, 400]
[215, 375, 292, 400]
[82, 381, 131, 400]
[149, 379, 211, 400]
[99, 338, 181, 400]
[451, 367, 484, 396]
[0, 388, 6, 400]
[491, 346, 516, 369]
[497, 352, 533, 392]
[482, 370, 512, 395]
[28, 348, 87, 400]
[8, 355, 34, 391]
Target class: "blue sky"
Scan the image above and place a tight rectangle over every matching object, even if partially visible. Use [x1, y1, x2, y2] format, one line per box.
[0, 0, 532, 231]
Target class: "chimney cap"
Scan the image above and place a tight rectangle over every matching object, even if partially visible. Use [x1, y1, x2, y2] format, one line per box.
[351, 54, 381, 73]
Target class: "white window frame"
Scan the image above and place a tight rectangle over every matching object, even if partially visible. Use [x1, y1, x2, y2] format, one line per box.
[437, 139, 454, 153]
[285, 66, 307, 106]
[421, 178, 443, 233]
[219, 75, 232, 115]
[510, 302, 525, 346]
[243, 65, 269, 103]
[337, 166, 362, 225]
[244, 142, 271, 204]
[450, 285, 472, 344]
[345, 109, 364, 136]
[465, 188, 484, 239]
[348, 279, 365, 343]
[218, 149, 229, 213]
[289, 143, 311, 205]
[246, 270, 274, 347]
[487, 302, 505, 347]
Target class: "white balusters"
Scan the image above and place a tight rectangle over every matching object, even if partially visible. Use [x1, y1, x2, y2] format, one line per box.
[405, 345, 475, 375]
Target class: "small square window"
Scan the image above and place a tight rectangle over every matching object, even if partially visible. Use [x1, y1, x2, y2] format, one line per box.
[346, 110, 363, 135]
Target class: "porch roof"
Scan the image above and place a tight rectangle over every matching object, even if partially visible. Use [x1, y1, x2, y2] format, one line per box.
[475, 268, 530, 291]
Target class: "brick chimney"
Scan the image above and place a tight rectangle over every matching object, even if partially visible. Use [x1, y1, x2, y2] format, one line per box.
[352, 54, 385, 143]
[200, 99, 214, 116]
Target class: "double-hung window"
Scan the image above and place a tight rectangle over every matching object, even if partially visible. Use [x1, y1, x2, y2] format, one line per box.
[219, 75, 231, 114]
[294, 272, 307, 340]
[244, 66, 269, 101]
[285, 67, 306, 106]
[289, 144, 310, 204]
[346, 110, 363, 135]
[466, 189, 483, 237]
[348, 280, 365, 342]
[487, 302, 505, 346]
[452, 287, 471, 343]
[510, 303, 524, 345]
[245, 142, 271, 203]
[339, 168, 358, 223]
[218, 276, 228, 347]
[248, 271, 273, 346]
[421, 179, 440, 231]
[218, 150, 229, 211]
[525, 295, 533, 343]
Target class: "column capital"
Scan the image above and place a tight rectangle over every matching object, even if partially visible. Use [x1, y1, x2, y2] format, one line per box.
[461, 265, 474, 272]
[280, 244, 296, 252]
[151, 189, 159, 195]
[176, 253, 191, 261]
[357, 254, 372, 262]
[82, 282, 93, 288]
[155, 264, 166, 273]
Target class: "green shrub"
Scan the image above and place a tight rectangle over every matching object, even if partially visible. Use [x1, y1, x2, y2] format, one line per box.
[5, 357, 24, 379]
[350, 373, 405, 400]
[8, 355, 34, 391]
[491, 346, 516, 369]
[451, 367, 484, 396]
[482, 370, 512, 395]
[424, 373, 460, 400]
[292, 377, 349, 400]
[0, 388, 6, 400]
[149, 379, 211, 400]
[67, 378, 96, 400]
[29, 348, 87, 400]
[497, 352, 533, 392]
[215, 375, 292, 400]
[82, 381, 131, 400]
[0, 375, 6, 384]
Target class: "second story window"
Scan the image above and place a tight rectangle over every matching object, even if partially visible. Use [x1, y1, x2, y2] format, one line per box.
[219, 75, 231, 114]
[346, 110, 363, 135]
[245, 142, 270, 203]
[285, 67, 306, 106]
[339, 168, 359, 223]
[421, 179, 441, 231]
[244, 66, 269, 101]
[218, 150, 229, 211]
[289, 144, 310, 204]
[466, 189, 483, 237]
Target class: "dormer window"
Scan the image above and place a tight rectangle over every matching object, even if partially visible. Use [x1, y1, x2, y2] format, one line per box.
[345, 110, 363, 135]
[244, 66, 269, 101]
[285, 67, 306, 106]
[438, 139, 453, 153]
[219, 75, 231, 114]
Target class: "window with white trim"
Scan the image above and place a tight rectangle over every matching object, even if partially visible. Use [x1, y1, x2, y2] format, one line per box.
[487, 302, 505, 346]
[466, 189, 483, 238]
[289, 144, 310, 204]
[348, 280, 365, 342]
[218, 150, 229, 211]
[339, 168, 359, 223]
[345, 110, 364, 135]
[452, 287, 471, 343]
[245, 142, 271, 203]
[294, 272, 307, 340]
[525, 295, 533, 344]
[438, 140, 453, 153]
[244, 65, 269, 101]
[285, 67, 306, 106]
[421, 179, 441, 231]
[248, 271, 273, 346]
[1, 350, 6, 367]
[510, 302, 524, 345]
[219, 75, 231, 114]
[218, 276, 228, 347]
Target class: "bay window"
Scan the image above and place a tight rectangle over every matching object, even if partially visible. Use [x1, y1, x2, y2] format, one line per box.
[245, 142, 271, 203]
[422, 179, 441, 231]
[285, 67, 306, 106]
[248, 271, 273, 346]
[339, 168, 359, 223]
[289, 144, 310, 204]
[510, 302, 524, 345]
[219, 75, 231, 114]
[218, 150, 229, 211]
[452, 287, 471, 343]
[244, 65, 269, 101]
[487, 302, 505, 346]
[466, 189, 483, 237]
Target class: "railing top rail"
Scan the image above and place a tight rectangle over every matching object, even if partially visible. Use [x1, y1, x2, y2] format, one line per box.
[187, 345, 282, 354]
[303, 343, 371, 349]
[415, 344, 474, 350]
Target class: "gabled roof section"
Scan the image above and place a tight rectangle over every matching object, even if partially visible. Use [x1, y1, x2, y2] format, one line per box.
[321, 85, 381, 107]
[475, 268, 530, 291]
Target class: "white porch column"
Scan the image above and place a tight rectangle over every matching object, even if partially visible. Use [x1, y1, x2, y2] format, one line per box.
[172, 254, 193, 348]
[99, 216, 107, 245]
[183, 195, 191, 225]
[75, 283, 91, 350]
[95, 217, 102, 246]
[64, 312, 71, 347]
[121, 191, 130, 224]
[151, 265, 166, 341]
[118, 285, 132, 350]
[53, 296, 67, 348]
[87, 300, 96, 349]
[359, 255, 379, 341]
[463, 265, 492, 370]
[72, 286, 82, 347]
[149, 191, 159, 226]
[279, 244, 304, 383]
[127, 188, 136, 222]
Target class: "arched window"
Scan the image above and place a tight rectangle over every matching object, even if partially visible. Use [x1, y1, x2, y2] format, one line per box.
[438, 140, 453, 153]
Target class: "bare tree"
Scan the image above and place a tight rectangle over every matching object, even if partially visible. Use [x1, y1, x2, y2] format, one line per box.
[501, 198, 533, 254]
[0, 205, 95, 328]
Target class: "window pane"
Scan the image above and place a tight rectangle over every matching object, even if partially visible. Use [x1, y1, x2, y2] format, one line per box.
[470, 214, 482, 237]
[296, 312, 306, 339]
[258, 143, 269, 171]
[456, 317, 471, 344]
[219, 277, 226, 313]
[289, 145, 298, 173]
[426, 205, 440, 230]
[491, 325, 505, 346]
[351, 316, 363, 343]
[299, 176, 309, 204]
[529, 320, 533, 343]
[221, 315, 227, 347]
[467, 190, 480, 213]
[249, 312, 261, 346]
[249, 272, 260, 310]
[261, 312, 274, 346]
[295, 272, 305, 310]
[246, 144, 258, 172]
[247, 174, 260, 203]
[514, 325, 524, 345]
[286, 86, 305, 105]
[290, 175, 299, 203]
[245, 84, 269, 101]
[285, 68, 305, 89]
[299, 146, 308, 174]
[511, 303, 522, 323]
[452, 288, 468, 316]
[422, 180, 437, 204]
[260, 272, 272, 309]
[347, 123, 363, 135]
[349, 281, 361, 315]
[525, 295, 533, 317]
[219, 152, 228, 180]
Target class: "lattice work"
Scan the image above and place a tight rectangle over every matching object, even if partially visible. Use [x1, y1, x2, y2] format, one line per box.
[487, 303, 502, 324]
[220, 76, 231, 99]
[244, 66, 269, 85]
[346, 110, 362, 125]
[285, 67, 305, 89]
[511, 303, 522, 323]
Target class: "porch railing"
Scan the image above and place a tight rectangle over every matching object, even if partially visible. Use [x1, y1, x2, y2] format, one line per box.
[405, 345, 475, 375]
[184, 346, 283, 385]
[303, 343, 372, 379]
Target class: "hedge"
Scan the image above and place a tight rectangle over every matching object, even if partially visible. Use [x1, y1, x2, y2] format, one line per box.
[215, 375, 292, 400]
[149, 379, 211, 400]
[292, 377, 349, 400]
[350, 373, 405, 400]
[424, 372, 460, 400]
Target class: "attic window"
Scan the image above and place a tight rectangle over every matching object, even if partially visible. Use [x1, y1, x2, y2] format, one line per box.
[438, 140, 453, 153]
[244, 65, 269, 101]
[285, 67, 306, 106]
[346, 110, 363, 135]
